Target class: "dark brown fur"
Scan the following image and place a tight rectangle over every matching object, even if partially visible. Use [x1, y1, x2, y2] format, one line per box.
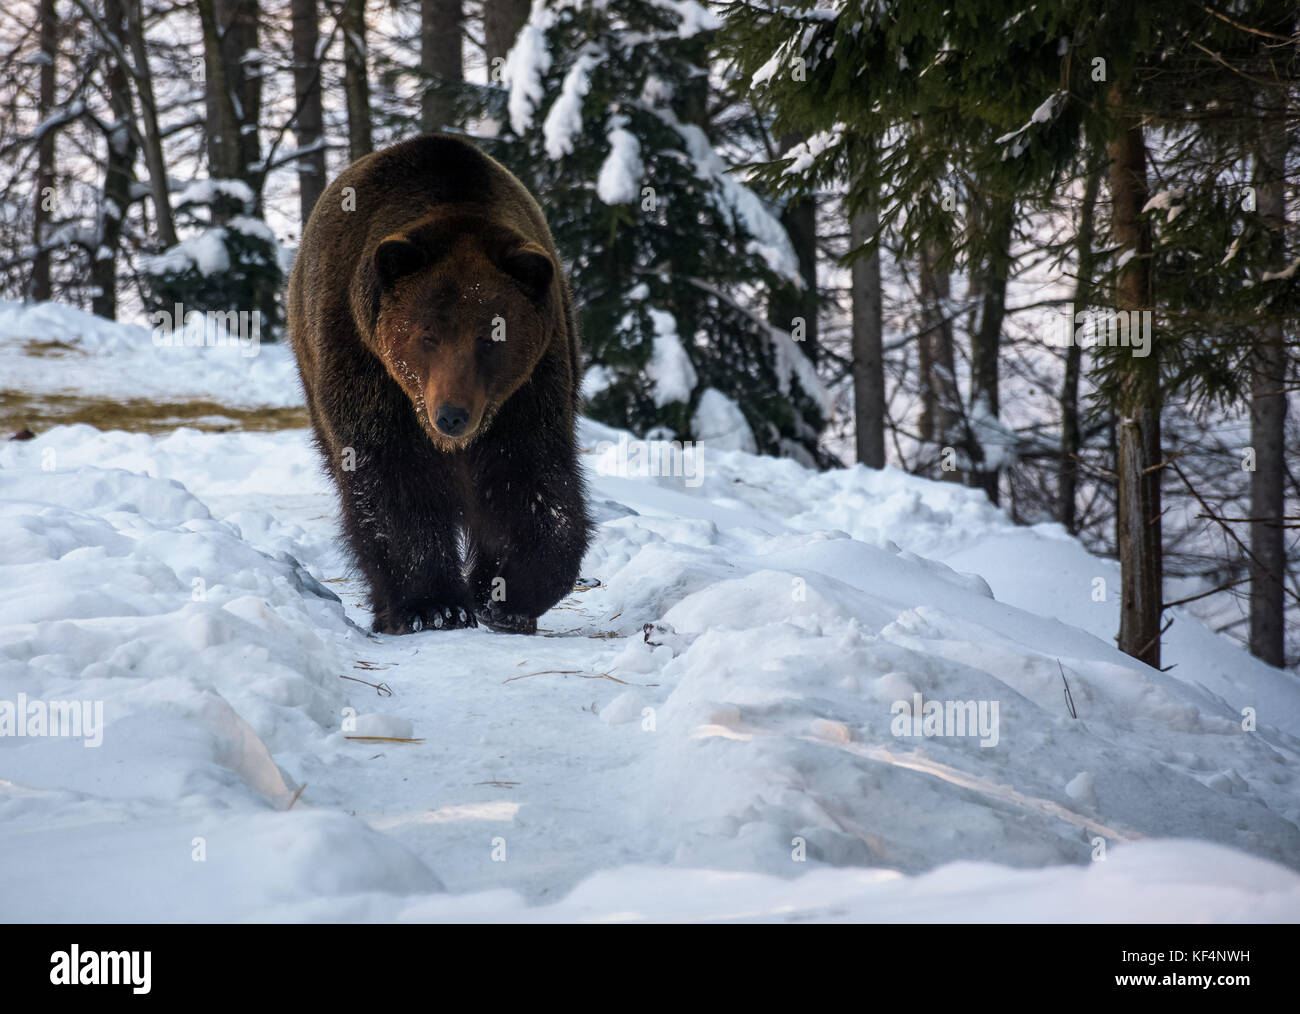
[288, 134, 591, 635]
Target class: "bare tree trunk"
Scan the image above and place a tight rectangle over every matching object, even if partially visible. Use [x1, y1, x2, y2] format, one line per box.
[197, 0, 242, 184]
[918, 242, 961, 480]
[198, 0, 263, 213]
[483, 0, 530, 67]
[850, 165, 884, 468]
[125, 0, 175, 246]
[341, 0, 372, 162]
[231, 1, 262, 198]
[1060, 161, 1102, 534]
[970, 196, 1013, 504]
[1249, 98, 1289, 668]
[31, 0, 57, 302]
[420, 0, 463, 133]
[917, 275, 935, 442]
[92, 0, 137, 320]
[291, 0, 326, 224]
[1108, 82, 1162, 669]
[768, 137, 818, 365]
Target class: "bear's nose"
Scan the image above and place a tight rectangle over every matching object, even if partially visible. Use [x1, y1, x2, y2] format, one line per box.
[434, 403, 470, 436]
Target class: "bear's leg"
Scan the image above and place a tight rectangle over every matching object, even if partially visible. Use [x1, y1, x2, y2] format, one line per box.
[335, 454, 477, 634]
[466, 441, 591, 634]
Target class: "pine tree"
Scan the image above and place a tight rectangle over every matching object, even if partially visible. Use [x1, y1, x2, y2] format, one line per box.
[494, 0, 829, 462]
[141, 180, 284, 338]
[726, 0, 1298, 668]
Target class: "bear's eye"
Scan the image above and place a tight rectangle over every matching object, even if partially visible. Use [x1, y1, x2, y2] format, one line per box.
[420, 334, 438, 349]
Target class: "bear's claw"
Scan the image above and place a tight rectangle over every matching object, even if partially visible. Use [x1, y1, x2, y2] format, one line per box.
[475, 602, 538, 635]
[374, 603, 478, 635]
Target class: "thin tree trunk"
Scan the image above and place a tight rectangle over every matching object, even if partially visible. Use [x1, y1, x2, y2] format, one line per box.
[229, 0, 262, 203]
[850, 166, 885, 468]
[341, 0, 372, 162]
[768, 137, 818, 365]
[125, 0, 176, 246]
[420, 0, 463, 133]
[291, 0, 326, 224]
[917, 274, 935, 443]
[918, 242, 961, 480]
[92, 0, 137, 320]
[970, 196, 1013, 504]
[32, 0, 57, 302]
[1060, 161, 1102, 534]
[1108, 82, 1162, 669]
[1249, 97, 1288, 668]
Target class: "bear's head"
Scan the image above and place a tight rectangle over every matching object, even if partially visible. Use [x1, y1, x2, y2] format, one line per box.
[358, 212, 558, 449]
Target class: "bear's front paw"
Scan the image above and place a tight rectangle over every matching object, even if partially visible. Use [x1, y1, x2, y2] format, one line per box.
[373, 603, 478, 635]
[474, 602, 538, 635]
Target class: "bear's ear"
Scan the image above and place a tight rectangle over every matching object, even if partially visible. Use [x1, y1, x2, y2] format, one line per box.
[374, 235, 424, 288]
[499, 242, 554, 299]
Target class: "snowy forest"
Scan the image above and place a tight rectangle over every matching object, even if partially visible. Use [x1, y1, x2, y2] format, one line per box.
[1, 0, 1299, 925]
[3, 0, 1297, 673]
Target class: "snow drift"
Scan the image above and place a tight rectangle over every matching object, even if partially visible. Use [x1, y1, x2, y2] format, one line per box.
[1, 303, 1298, 922]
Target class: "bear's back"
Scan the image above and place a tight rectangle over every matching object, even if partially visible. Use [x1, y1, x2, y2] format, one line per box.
[336, 136, 497, 214]
[317, 135, 552, 262]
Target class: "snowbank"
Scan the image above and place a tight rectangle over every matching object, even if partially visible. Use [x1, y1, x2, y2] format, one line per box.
[0, 300, 301, 408]
[2, 417, 1298, 922]
[2, 300, 1298, 921]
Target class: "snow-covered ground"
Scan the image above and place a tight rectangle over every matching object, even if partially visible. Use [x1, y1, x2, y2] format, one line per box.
[1, 300, 1298, 922]
[0, 301, 301, 411]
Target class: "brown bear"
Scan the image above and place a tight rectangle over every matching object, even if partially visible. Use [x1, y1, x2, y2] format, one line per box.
[288, 134, 592, 635]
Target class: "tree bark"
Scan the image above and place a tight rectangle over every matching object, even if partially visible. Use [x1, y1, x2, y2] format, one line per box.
[197, 0, 243, 186]
[1060, 161, 1102, 533]
[341, 0, 372, 162]
[228, 0, 262, 197]
[1107, 82, 1162, 670]
[768, 137, 818, 366]
[420, 0, 463, 133]
[1248, 96, 1288, 668]
[291, 0, 326, 225]
[483, 0, 530, 68]
[918, 241, 960, 479]
[970, 196, 1013, 504]
[125, 0, 176, 246]
[92, 0, 137, 320]
[32, 0, 57, 302]
[850, 164, 885, 469]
